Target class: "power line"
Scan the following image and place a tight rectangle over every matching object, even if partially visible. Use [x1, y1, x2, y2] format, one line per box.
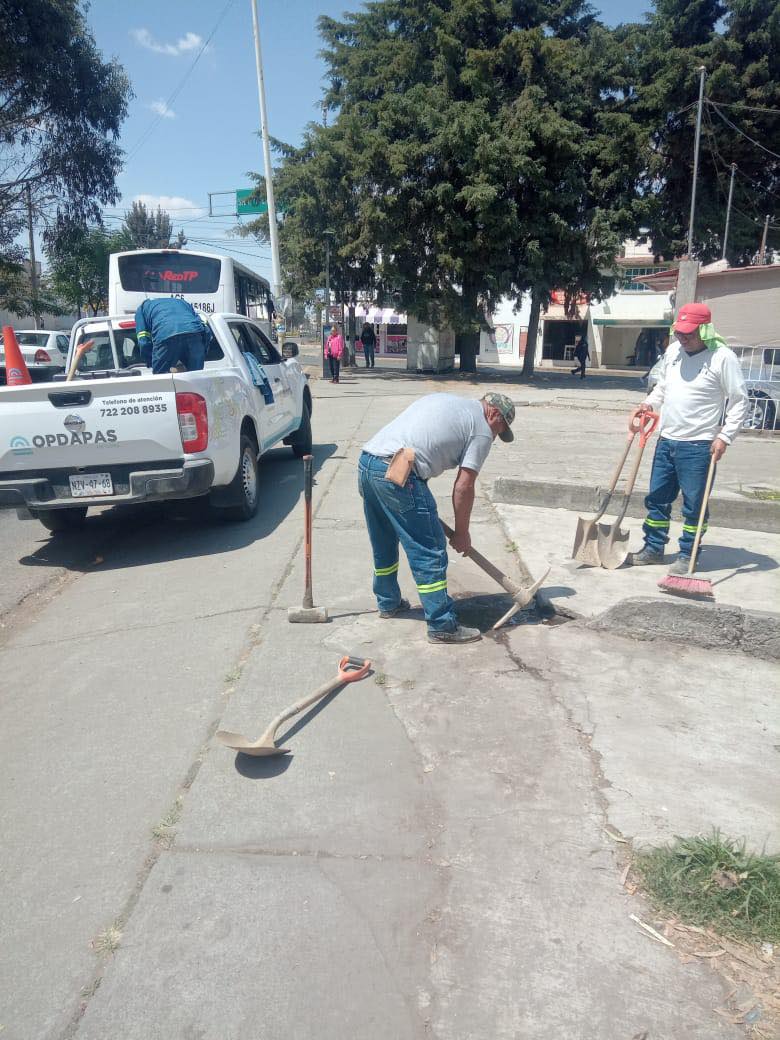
[708, 99, 780, 116]
[708, 101, 780, 160]
[125, 0, 238, 162]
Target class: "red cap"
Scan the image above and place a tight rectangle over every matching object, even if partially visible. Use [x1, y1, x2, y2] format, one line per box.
[674, 303, 711, 334]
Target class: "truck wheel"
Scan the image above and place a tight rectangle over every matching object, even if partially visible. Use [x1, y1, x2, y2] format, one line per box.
[33, 507, 88, 533]
[222, 435, 260, 521]
[291, 401, 312, 459]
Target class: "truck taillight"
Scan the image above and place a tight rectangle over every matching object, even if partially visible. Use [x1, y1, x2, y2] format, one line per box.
[34, 349, 51, 363]
[176, 392, 208, 452]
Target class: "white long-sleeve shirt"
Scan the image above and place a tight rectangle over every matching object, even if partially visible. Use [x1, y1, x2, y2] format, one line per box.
[645, 341, 749, 444]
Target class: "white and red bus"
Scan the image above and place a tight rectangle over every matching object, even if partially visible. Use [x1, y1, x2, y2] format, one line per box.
[108, 249, 273, 333]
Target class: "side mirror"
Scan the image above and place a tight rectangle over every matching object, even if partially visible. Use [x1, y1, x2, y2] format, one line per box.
[282, 342, 299, 359]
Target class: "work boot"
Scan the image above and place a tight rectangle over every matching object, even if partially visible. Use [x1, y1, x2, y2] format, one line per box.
[629, 547, 664, 566]
[427, 624, 482, 645]
[668, 555, 698, 576]
[379, 597, 411, 619]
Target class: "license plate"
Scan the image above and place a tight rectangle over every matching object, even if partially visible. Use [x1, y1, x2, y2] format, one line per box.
[69, 473, 113, 498]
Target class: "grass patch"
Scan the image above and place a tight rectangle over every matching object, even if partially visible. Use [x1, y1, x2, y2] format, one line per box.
[749, 488, 780, 501]
[92, 922, 122, 954]
[152, 797, 183, 848]
[636, 832, 780, 944]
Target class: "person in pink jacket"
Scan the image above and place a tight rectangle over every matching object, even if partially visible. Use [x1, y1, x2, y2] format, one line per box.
[325, 324, 345, 383]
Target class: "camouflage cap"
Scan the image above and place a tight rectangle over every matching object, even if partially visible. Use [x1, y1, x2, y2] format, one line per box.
[482, 392, 515, 442]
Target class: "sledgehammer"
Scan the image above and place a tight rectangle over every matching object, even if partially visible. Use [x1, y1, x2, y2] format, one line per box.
[288, 454, 329, 624]
[441, 520, 550, 630]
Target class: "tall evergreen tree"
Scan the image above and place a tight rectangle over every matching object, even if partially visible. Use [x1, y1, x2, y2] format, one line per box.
[627, 0, 780, 264]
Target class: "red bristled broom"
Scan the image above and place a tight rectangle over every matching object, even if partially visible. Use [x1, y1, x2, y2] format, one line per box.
[657, 453, 717, 601]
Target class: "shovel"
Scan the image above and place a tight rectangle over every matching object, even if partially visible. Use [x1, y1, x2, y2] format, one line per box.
[572, 427, 637, 566]
[596, 410, 659, 569]
[216, 655, 371, 757]
[441, 520, 550, 629]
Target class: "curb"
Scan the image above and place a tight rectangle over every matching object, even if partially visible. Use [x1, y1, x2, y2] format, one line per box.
[586, 596, 780, 661]
[492, 478, 780, 534]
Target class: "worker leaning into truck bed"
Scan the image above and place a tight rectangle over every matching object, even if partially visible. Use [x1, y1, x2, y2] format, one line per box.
[359, 392, 516, 645]
[134, 298, 209, 375]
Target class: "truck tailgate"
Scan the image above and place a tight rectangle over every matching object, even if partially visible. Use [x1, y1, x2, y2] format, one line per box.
[0, 376, 183, 472]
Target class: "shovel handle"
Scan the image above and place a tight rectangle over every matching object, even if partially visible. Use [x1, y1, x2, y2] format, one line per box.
[611, 410, 660, 527]
[262, 657, 372, 738]
[337, 655, 372, 683]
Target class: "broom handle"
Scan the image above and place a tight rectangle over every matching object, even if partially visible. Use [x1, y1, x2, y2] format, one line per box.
[302, 454, 313, 609]
[688, 453, 718, 576]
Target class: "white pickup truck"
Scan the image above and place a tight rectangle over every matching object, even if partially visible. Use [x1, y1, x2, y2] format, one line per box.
[0, 312, 313, 532]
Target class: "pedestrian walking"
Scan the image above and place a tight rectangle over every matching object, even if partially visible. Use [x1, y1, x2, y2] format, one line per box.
[325, 324, 345, 383]
[361, 322, 376, 368]
[358, 392, 516, 644]
[570, 335, 589, 379]
[134, 298, 209, 374]
[628, 303, 749, 574]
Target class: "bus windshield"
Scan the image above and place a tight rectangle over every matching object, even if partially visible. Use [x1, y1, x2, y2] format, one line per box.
[117, 253, 221, 294]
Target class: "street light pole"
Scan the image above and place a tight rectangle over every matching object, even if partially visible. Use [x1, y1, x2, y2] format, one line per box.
[687, 66, 707, 258]
[759, 214, 770, 265]
[250, 0, 281, 301]
[324, 236, 331, 316]
[26, 185, 39, 329]
[722, 163, 737, 261]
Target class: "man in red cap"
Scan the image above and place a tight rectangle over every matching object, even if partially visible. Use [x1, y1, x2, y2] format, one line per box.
[628, 302, 748, 573]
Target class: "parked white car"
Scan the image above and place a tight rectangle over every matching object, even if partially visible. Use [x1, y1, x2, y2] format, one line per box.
[0, 329, 69, 384]
[0, 313, 312, 531]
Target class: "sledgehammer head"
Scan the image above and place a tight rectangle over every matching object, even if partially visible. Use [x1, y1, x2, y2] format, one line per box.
[288, 605, 329, 624]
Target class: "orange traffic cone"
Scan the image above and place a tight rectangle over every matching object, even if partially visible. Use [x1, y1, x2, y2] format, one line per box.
[3, 326, 32, 385]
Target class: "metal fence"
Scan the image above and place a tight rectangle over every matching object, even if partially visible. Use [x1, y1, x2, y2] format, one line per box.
[732, 346, 780, 432]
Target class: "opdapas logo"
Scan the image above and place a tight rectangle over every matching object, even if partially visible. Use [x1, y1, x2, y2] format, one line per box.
[144, 269, 199, 283]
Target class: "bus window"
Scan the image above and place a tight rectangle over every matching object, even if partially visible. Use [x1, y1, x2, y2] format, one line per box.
[117, 253, 221, 294]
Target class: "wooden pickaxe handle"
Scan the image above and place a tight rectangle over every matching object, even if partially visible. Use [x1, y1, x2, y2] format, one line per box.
[440, 519, 522, 596]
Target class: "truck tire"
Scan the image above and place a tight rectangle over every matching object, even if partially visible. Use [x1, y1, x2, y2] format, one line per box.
[32, 507, 88, 533]
[291, 401, 312, 459]
[221, 435, 260, 521]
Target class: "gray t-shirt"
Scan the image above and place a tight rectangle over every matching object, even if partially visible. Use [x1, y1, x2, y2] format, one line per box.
[363, 394, 493, 480]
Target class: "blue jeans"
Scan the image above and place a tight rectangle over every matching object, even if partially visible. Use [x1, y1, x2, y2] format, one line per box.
[151, 331, 206, 374]
[643, 438, 715, 557]
[358, 451, 457, 632]
[363, 341, 375, 366]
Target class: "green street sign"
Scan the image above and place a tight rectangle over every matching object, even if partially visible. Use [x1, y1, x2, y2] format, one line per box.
[236, 189, 268, 216]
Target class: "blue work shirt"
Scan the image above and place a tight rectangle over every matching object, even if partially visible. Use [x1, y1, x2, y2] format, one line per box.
[134, 298, 205, 362]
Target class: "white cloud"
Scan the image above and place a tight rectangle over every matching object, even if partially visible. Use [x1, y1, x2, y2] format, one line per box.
[133, 194, 206, 218]
[131, 28, 203, 56]
[149, 99, 175, 119]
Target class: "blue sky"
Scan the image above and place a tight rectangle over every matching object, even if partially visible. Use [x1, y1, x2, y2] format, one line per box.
[86, 0, 653, 283]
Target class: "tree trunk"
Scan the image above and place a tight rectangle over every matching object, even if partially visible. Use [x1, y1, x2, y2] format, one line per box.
[457, 330, 479, 373]
[521, 290, 542, 379]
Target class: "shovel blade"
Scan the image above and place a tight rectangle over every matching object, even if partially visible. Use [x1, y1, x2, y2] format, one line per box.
[572, 517, 601, 566]
[216, 730, 290, 756]
[596, 522, 630, 570]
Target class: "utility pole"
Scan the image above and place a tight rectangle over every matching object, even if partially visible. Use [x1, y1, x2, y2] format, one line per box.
[722, 163, 737, 262]
[250, 0, 281, 301]
[687, 66, 707, 258]
[26, 185, 39, 329]
[759, 214, 770, 265]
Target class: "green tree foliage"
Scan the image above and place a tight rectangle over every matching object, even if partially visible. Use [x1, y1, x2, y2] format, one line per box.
[0, 0, 131, 304]
[47, 227, 129, 316]
[252, 1, 642, 372]
[626, 0, 780, 264]
[122, 201, 187, 250]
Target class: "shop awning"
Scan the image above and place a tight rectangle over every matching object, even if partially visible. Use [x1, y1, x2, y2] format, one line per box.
[592, 317, 670, 327]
